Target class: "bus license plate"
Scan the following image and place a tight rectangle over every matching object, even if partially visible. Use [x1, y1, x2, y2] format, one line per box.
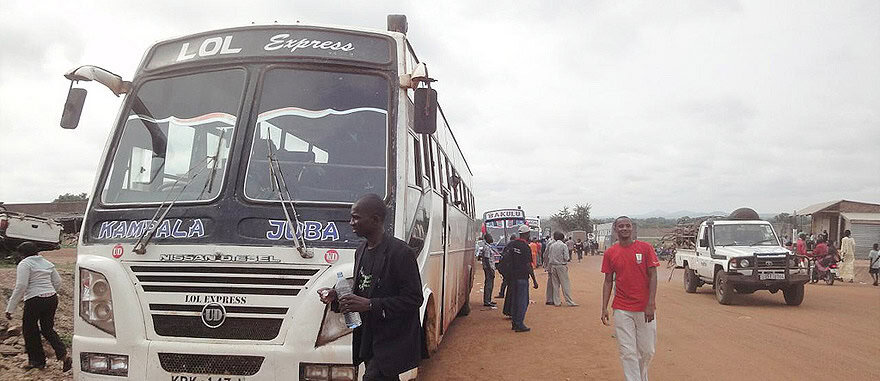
[171, 376, 245, 381]
[759, 273, 785, 280]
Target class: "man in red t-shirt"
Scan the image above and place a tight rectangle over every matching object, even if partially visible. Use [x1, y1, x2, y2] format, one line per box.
[601, 216, 659, 381]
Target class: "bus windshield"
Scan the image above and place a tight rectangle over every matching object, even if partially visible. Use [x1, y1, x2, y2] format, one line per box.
[244, 68, 389, 203]
[101, 69, 245, 204]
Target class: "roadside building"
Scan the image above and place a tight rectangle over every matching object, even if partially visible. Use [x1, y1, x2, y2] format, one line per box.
[796, 200, 880, 259]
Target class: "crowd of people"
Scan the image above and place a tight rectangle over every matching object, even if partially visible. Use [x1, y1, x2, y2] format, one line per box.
[476, 217, 659, 381]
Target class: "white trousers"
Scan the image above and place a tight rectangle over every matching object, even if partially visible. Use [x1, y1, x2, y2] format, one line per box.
[613, 309, 656, 381]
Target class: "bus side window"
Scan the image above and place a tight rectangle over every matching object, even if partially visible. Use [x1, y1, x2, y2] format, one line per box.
[436, 144, 446, 190]
[423, 138, 436, 189]
[410, 134, 423, 188]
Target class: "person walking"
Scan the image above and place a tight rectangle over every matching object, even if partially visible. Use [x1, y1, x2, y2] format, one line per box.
[545, 232, 578, 307]
[868, 243, 879, 286]
[317, 194, 423, 380]
[601, 217, 659, 381]
[500, 225, 539, 332]
[840, 230, 856, 283]
[575, 239, 585, 262]
[478, 233, 498, 307]
[4, 242, 72, 371]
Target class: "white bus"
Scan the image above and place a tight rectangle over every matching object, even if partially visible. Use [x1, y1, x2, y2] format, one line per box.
[61, 15, 476, 380]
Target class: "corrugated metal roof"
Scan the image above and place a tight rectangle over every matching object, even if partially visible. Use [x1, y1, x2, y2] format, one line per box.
[796, 200, 841, 215]
[840, 212, 880, 222]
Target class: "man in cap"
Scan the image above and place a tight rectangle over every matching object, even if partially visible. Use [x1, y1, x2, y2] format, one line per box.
[499, 224, 539, 332]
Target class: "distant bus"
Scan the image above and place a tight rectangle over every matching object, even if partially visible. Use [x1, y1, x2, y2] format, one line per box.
[482, 208, 527, 257]
[525, 216, 541, 240]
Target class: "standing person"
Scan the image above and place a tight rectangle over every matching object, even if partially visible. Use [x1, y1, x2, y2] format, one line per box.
[868, 243, 880, 286]
[478, 234, 498, 307]
[565, 237, 575, 261]
[496, 234, 518, 299]
[600, 217, 659, 381]
[796, 233, 807, 257]
[543, 234, 556, 305]
[500, 225, 539, 332]
[317, 194, 423, 380]
[839, 230, 856, 283]
[545, 232, 578, 307]
[575, 239, 585, 262]
[4, 242, 72, 371]
[529, 239, 539, 269]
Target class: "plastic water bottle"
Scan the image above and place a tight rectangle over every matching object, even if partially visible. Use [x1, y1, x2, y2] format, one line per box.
[335, 272, 362, 329]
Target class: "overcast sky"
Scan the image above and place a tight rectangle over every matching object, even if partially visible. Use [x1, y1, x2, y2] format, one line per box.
[1, 0, 877, 218]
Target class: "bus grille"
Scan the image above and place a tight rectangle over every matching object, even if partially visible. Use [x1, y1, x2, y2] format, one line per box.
[130, 264, 321, 340]
[158, 353, 264, 375]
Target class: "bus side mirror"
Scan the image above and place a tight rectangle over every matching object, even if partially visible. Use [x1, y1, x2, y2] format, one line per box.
[413, 87, 437, 134]
[61, 87, 87, 129]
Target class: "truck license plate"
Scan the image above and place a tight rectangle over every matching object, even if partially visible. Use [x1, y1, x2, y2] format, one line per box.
[171, 376, 246, 381]
[759, 273, 785, 280]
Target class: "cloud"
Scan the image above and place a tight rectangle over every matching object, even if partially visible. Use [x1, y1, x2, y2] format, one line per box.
[0, 0, 878, 219]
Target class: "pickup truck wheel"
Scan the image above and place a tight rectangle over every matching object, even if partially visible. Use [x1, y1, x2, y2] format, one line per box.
[714, 271, 735, 305]
[783, 284, 805, 306]
[683, 265, 698, 293]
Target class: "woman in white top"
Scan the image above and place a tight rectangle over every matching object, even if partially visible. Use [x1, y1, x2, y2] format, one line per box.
[4, 242, 72, 371]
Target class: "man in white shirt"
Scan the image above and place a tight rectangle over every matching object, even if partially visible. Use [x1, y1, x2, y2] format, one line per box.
[839, 230, 856, 283]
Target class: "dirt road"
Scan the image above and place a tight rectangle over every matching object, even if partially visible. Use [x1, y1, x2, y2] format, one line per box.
[417, 256, 880, 381]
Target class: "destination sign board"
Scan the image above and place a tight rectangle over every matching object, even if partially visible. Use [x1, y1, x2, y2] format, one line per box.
[484, 209, 526, 221]
[144, 26, 394, 71]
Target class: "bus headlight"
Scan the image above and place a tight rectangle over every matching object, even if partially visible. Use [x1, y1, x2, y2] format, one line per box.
[315, 305, 353, 347]
[81, 352, 128, 377]
[80, 268, 115, 336]
[300, 363, 357, 381]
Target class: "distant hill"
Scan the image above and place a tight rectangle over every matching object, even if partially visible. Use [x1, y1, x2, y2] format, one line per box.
[595, 210, 780, 220]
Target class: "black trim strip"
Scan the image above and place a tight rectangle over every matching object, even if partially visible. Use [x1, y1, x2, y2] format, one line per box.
[149, 304, 288, 314]
[131, 266, 318, 276]
[137, 275, 307, 286]
[142, 285, 299, 295]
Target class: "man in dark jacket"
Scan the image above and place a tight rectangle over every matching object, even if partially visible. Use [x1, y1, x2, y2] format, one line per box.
[500, 224, 539, 332]
[318, 194, 424, 380]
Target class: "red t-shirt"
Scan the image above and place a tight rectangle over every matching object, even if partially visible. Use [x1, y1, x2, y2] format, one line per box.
[601, 240, 659, 312]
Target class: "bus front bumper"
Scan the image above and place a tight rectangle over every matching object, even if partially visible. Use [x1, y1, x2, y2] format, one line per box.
[73, 335, 360, 381]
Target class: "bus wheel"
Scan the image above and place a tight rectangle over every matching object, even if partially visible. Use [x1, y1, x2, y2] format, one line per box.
[421, 301, 440, 358]
[457, 300, 471, 316]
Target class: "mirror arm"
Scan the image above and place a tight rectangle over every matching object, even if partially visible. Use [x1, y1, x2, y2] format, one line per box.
[64, 65, 131, 96]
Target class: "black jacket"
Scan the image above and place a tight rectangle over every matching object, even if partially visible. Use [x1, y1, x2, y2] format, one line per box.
[336, 235, 424, 375]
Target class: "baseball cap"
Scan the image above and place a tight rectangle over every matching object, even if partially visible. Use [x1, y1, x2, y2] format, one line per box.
[518, 224, 531, 234]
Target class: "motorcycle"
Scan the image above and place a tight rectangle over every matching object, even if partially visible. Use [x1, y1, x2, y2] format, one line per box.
[810, 255, 838, 285]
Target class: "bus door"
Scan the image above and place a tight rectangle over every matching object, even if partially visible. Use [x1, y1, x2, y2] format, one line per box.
[439, 190, 449, 333]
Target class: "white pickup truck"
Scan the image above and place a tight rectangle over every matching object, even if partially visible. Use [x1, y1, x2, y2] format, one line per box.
[675, 209, 809, 305]
[0, 204, 63, 252]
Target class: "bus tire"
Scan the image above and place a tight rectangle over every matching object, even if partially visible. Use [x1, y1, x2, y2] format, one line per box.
[457, 300, 471, 316]
[421, 298, 439, 358]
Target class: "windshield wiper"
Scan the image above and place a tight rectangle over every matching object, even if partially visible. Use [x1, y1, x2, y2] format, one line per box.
[199, 129, 226, 198]
[264, 128, 313, 259]
[132, 134, 224, 255]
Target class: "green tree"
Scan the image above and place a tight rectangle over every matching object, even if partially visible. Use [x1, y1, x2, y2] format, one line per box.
[550, 203, 592, 232]
[53, 192, 88, 202]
